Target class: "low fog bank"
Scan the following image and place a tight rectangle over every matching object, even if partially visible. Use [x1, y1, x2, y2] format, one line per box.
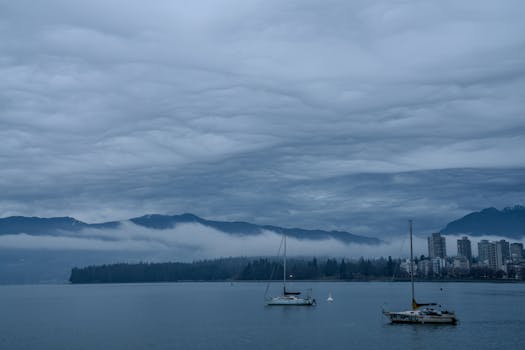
[0, 221, 424, 259]
[1, 222, 523, 283]
[2, 221, 523, 260]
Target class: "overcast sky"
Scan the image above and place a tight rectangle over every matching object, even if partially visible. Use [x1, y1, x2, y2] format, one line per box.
[1, 0, 524, 237]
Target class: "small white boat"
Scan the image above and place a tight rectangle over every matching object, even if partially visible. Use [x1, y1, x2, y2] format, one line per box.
[327, 292, 334, 302]
[265, 233, 316, 306]
[382, 220, 457, 325]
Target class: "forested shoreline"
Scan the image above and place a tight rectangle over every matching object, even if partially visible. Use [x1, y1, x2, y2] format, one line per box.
[69, 257, 399, 283]
[69, 256, 511, 283]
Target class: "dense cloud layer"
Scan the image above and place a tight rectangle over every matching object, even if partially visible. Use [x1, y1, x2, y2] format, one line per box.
[0, 222, 395, 259]
[0, 222, 522, 262]
[1, 0, 525, 237]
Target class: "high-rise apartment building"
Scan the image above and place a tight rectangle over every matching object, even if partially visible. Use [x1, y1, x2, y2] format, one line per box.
[488, 242, 498, 270]
[496, 240, 510, 266]
[487, 240, 511, 271]
[510, 243, 523, 260]
[457, 236, 472, 261]
[428, 232, 447, 258]
[478, 240, 490, 264]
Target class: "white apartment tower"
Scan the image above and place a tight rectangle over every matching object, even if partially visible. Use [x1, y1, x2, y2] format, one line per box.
[428, 232, 447, 258]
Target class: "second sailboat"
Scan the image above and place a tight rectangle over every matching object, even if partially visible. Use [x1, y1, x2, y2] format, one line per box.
[265, 232, 316, 306]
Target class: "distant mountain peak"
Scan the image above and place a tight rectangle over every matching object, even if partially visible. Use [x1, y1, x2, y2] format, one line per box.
[440, 205, 525, 238]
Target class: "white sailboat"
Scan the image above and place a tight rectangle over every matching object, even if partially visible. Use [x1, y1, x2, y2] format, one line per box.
[382, 220, 457, 324]
[265, 233, 316, 306]
[327, 292, 334, 302]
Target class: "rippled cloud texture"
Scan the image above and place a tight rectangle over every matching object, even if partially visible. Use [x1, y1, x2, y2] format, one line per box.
[1, 1, 525, 236]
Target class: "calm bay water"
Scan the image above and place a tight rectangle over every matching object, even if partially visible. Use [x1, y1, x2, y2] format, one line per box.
[0, 282, 523, 350]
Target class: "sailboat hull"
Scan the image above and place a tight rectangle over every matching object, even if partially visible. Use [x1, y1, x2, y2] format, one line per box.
[383, 310, 457, 324]
[266, 296, 315, 306]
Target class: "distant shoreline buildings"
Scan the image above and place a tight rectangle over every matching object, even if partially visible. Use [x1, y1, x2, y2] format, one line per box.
[402, 233, 524, 280]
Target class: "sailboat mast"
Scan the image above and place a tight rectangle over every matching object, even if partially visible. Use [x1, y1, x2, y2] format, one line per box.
[409, 220, 415, 307]
[283, 233, 287, 292]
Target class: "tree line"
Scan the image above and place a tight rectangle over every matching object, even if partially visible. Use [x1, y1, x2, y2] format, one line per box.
[69, 257, 403, 283]
[70, 256, 518, 283]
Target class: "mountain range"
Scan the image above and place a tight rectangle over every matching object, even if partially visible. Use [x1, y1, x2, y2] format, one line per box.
[1, 207, 524, 283]
[2, 205, 524, 245]
[0, 213, 381, 245]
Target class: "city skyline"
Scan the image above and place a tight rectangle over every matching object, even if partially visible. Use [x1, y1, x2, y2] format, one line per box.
[408, 232, 525, 278]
